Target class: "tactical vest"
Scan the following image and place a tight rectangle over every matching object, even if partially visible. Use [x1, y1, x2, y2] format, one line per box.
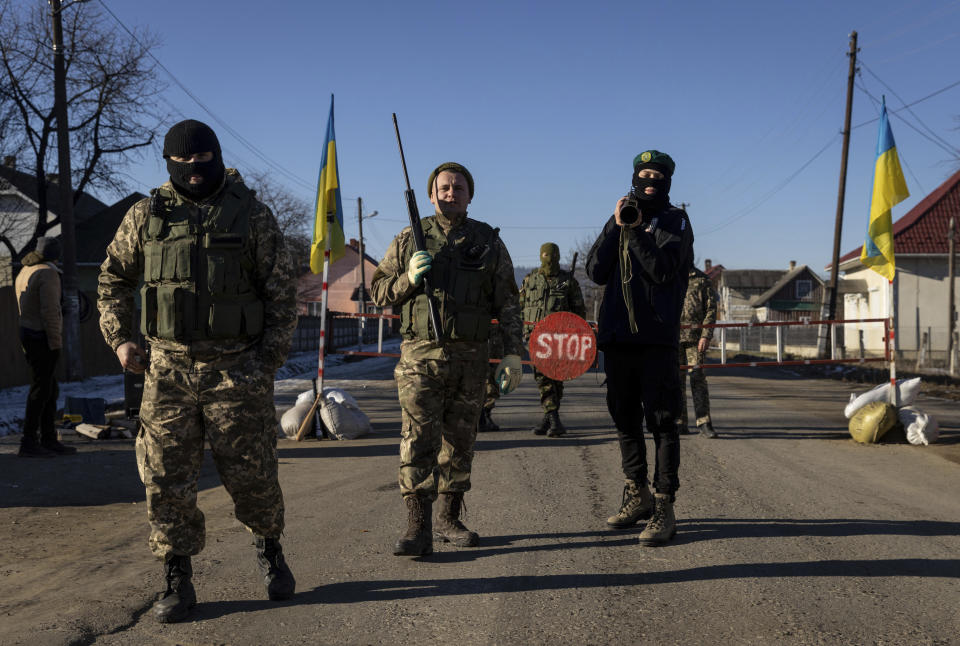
[139, 181, 264, 342]
[522, 270, 573, 325]
[400, 217, 499, 343]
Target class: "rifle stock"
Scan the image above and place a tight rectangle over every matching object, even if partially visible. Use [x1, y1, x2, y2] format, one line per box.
[392, 113, 443, 342]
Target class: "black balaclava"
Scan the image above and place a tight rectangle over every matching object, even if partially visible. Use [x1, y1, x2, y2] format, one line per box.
[632, 166, 672, 213]
[35, 236, 61, 262]
[163, 119, 225, 200]
[539, 242, 560, 276]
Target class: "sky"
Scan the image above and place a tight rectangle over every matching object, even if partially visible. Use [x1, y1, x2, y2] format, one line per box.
[91, 0, 960, 274]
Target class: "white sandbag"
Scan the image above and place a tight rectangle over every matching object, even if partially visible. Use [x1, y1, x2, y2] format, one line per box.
[320, 398, 372, 440]
[323, 387, 360, 409]
[844, 377, 921, 418]
[280, 400, 313, 438]
[899, 406, 940, 446]
[295, 389, 315, 406]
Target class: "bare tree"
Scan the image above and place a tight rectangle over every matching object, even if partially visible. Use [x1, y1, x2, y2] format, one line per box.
[0, 0, 165, 259]
[565, 231, 604, 321]
[244, 169, 312, 271]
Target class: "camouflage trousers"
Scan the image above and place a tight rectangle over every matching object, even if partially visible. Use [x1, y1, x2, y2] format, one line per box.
[533, 368, 564, 412]
[483, 364, 501, 410]
[136, 348, 285, 560]
[395, 351, 488, 500]
[679, 342, 711, 427]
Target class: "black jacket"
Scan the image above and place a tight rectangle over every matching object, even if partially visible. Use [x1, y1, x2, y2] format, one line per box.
[585, 206, 693, 349]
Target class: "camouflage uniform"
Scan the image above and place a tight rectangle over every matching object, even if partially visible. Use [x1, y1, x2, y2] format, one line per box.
[483, 323, 504, 412]
[520, 267, 586, 413]
[678, 267, 717, 428]
[370, 214, 522, 500]
[97, 169, 297, 560]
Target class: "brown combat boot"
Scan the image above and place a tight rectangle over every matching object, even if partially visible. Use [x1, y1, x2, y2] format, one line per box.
[434, 492, 480, 547]
[637, 494, 677, 546]
[394, 495, 433, 556]
[606, 480, 654, 528]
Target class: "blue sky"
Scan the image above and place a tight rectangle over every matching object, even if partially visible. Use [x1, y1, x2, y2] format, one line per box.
[100, 0, 960, 273]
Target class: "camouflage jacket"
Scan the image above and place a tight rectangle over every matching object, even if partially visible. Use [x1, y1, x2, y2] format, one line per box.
[519, 268, 586, 339]
[370, 214, 523, 361]
[97, 169, 298, 371]
[680, 267, 717, 344]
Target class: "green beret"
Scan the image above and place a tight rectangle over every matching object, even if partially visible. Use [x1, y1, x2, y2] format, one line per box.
[428, 162, 474, 198]
[632, 150, 675, 176]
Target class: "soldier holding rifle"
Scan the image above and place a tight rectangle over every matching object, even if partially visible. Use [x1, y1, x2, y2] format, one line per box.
[371, 138, 523, 556]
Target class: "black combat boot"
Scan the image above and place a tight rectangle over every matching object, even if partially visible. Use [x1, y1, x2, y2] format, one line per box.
[531, 412, 550, 435]
[698, 422, 718, 438]
[40, 438, 77, 454]
[434, 492, 479, 547]
[394, 495, 433, 556]
[18, 437, 54, 458]
[153, 554, 196, 623]
[478, 408, 499, 433]
[255, 537, 296, 600]
[546, 410, 566, 437]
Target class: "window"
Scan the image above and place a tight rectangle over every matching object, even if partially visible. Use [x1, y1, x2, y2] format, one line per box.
[795, 279, 812, 300]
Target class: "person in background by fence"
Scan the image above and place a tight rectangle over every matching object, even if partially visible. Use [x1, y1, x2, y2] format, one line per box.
[679, 263, 718, 438]
[15, 237, 75, 458]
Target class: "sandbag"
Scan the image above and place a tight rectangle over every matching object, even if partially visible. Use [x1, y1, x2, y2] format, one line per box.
[844, 377, 921, 418]
[899, 405, 940, 446]
[848, 401, 898, 444]
[280, 400, 313, 438]
[320, 398, 372, 440]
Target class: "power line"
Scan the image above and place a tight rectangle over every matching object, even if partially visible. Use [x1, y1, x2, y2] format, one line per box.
[859, 60, 960, 156]
[697, 134, 840, 236]
[96, 0, 314, 192]
[852, 75, 960, 130]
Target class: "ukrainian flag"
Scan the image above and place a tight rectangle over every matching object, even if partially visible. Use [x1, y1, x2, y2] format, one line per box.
[861, 97, 909, 280]
[310, 95, 345, 272]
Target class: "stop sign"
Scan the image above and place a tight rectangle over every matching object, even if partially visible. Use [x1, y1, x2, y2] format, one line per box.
[529, 311, 597, 380]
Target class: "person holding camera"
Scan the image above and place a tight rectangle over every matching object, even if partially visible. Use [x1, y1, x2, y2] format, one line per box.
[585, 150, 693, 546]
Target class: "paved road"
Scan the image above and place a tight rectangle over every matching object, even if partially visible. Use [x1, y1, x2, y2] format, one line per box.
[1, 359, 958, 646]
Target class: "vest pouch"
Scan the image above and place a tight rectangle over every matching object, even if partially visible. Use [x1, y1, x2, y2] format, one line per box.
[208, 301, 243, 338]
[140, 285, 157, 337]
[144, 243, 163, 282]
[174, 241, 193, 280]
[242, 300, 264, 336]
[156, 285, 190, 340]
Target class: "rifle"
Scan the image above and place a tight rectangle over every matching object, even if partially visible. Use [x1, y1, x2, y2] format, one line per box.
[570, 251, 578, 275]
[392, 113, 442, 342]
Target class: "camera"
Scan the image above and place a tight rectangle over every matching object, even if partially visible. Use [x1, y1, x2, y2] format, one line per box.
[619, 189, 641, 225]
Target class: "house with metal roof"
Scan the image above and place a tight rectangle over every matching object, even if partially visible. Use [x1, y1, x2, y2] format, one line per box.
[829, 168, 960, 363]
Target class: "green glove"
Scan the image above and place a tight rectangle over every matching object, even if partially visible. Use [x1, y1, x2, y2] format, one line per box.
[495, 354, 523, 394]
[406, 250, 432, 286]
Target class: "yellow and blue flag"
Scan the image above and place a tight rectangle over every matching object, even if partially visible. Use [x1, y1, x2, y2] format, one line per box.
[310, 95, 345, 273]
[860, 97, 909, 281]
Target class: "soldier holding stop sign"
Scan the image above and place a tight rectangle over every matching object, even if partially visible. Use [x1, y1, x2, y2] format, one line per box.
[585, 150, 693, 547]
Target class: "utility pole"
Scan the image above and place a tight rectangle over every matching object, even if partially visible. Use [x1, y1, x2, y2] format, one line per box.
[356, 198, 377, 348]
[825, 30, 859, 359]
[49, 0, 83, 381]
[948, 216, 956, 374]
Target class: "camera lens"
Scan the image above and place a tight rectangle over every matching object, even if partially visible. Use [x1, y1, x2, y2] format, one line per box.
[620, 197, 640, 224]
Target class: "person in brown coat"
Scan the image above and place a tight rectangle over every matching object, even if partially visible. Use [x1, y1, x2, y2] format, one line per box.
[15, 237, 75, 457]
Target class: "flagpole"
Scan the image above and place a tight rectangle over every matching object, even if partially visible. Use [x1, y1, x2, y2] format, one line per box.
[888, 278, 897, 406]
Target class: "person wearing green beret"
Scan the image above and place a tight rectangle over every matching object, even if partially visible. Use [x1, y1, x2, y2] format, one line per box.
[586, 149, 693, 547]
[371, 162, 524, 556]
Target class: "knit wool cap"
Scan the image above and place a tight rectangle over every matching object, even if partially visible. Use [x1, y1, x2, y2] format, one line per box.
[163, 119, 222, 158]
[427, 162, 474, 198]
[35, 236, 61, 262]
[632, 150, 675, 177]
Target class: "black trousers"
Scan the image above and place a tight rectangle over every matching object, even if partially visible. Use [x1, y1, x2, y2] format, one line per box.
[20, 328, 60, 445]
[602, 344, 681, 499]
